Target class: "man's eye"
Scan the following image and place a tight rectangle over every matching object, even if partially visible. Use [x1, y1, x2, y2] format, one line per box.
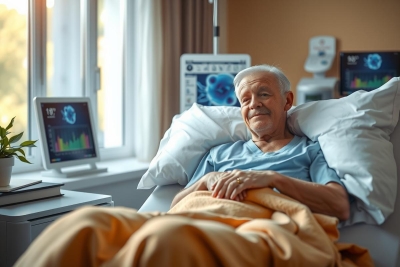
[241, 99, 249, 103]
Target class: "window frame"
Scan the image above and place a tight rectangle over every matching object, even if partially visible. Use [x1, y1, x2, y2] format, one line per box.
[13, 0, 135, 174]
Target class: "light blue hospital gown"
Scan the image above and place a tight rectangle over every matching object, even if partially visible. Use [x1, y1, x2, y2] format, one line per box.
[186, 135, 344, 188]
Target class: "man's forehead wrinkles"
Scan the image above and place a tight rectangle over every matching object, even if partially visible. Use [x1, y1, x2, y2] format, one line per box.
[238, 78, 267, 91]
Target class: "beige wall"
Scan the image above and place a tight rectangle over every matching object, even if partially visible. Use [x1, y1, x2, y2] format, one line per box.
[224, 0, 400, 101]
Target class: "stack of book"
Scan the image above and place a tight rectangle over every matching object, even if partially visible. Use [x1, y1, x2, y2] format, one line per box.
[0, 179, 64, 207]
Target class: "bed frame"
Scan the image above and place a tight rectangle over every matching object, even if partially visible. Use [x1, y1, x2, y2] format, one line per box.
[139, 119, 400, 267]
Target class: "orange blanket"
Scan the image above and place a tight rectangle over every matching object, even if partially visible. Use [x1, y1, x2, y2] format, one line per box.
[169, 188, 374, 266]
[15, 188, 373, 267]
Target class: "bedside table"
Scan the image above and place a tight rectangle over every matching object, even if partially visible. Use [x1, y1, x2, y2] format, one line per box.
[0, 190, 113, 267]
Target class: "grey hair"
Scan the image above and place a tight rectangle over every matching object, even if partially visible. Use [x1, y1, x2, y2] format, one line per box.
[233, 64, 291, 99]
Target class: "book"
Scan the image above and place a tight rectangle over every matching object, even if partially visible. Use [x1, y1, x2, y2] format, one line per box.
[0, 182, 64, 207]
[0, 179, 42, 192]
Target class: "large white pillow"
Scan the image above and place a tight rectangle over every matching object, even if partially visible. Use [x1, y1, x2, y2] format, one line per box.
[287, 77, 400, 226]
[137, 104, 251, 189]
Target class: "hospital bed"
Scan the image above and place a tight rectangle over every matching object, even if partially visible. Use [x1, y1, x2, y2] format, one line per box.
[138, 77, 400, 267]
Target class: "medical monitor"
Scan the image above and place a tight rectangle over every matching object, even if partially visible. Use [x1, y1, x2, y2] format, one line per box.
[180, 54, 251, 112]
[33, 97, 107, 177]
[340, 51, 400, 96]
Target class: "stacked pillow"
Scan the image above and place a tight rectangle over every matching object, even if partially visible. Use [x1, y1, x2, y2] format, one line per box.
[138, 77, 400, 225]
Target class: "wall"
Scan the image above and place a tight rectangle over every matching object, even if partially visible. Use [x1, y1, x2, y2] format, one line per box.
[225, 0, 400, 101]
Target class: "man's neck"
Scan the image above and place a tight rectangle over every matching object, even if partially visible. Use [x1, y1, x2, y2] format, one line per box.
[252, 131, 294, 153]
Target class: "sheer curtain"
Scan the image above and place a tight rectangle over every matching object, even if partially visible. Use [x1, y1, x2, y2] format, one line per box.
[133, 0, 163, 161]
[134, 0, 213, 162]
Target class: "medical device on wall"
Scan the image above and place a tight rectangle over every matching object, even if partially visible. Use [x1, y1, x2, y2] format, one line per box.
[34, 97, 107, 178]
[296, 36, 338, 105]
[340, 51, 400, 96]
[180, 54, 251, 112]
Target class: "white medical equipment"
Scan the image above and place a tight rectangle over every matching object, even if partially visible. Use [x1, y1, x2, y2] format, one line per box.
[296, 36, 338, 105]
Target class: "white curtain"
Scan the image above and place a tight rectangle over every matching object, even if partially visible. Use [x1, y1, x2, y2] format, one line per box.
[133, 0, 163, 161]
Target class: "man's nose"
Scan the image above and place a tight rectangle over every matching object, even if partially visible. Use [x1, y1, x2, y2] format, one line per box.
[249, 97, 261, 109]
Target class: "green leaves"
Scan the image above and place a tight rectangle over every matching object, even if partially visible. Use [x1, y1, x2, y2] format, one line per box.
[9, 132, 23, 144]
[0, 127, 5, 137]
[20, 140, 37, 147]
[0, 117, 37, 164]
[5, 117, 14, 131]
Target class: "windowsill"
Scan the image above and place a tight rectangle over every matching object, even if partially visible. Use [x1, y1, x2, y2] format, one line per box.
[11, 157, 150, 191]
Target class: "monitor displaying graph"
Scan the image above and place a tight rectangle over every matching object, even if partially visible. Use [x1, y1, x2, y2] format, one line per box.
[40, 101, 97, 163]
[340, 51, 400, 96]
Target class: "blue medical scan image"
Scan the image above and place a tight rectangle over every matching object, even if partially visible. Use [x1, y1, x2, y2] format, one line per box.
[364, 53, 382, 70]
[196, 73, 239, 107]
[61, 105, 77, 124]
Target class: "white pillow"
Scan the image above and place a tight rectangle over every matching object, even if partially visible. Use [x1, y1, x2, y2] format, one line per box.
[137, 104, 251, 189]
[287, 77, 400, 226]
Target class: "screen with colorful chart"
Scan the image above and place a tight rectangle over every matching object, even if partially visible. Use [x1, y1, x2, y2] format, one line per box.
[340, 51, 400, 96]
[40, 101, 97, 163]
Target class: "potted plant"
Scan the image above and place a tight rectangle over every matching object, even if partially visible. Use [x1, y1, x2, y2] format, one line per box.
[0, 117, 37, 186]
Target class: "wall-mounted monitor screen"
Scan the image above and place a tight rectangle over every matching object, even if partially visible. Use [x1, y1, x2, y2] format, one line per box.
[340, 51, 400, 96]
[180, 54, 251, 112]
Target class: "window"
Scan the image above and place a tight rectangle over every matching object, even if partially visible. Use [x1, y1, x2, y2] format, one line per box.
[97, 0, 123, 148]
[46, 0, 81, 97]
[0, 0, 33, 171]
[0, 2, 28, 135]
[0, 0, 134, 173]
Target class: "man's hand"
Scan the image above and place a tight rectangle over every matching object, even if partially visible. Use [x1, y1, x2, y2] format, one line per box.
[171, 170, 252, 208]
[209, 170, 350, 221]
[209, 170, 276, 201]
[201, 171, 250, 202]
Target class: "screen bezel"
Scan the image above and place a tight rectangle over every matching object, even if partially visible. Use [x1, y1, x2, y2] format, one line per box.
[33, 97, 102, 171]
[339, 51, 400, 96]
[180, 53, 251, 112]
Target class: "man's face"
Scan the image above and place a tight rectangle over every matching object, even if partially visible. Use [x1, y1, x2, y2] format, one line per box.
[237, 71, 293, 139]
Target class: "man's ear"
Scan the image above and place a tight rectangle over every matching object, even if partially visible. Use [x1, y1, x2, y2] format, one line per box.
[283, 91, 294, 111]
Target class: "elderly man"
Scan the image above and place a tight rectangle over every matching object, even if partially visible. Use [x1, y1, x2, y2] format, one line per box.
[171, 64, 350, 221]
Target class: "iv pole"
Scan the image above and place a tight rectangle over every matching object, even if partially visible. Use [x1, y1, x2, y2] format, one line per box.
[210, 0, 219, 55]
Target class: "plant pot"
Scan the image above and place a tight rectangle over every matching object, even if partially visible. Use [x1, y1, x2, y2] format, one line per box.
[0, 157, 14, 187]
